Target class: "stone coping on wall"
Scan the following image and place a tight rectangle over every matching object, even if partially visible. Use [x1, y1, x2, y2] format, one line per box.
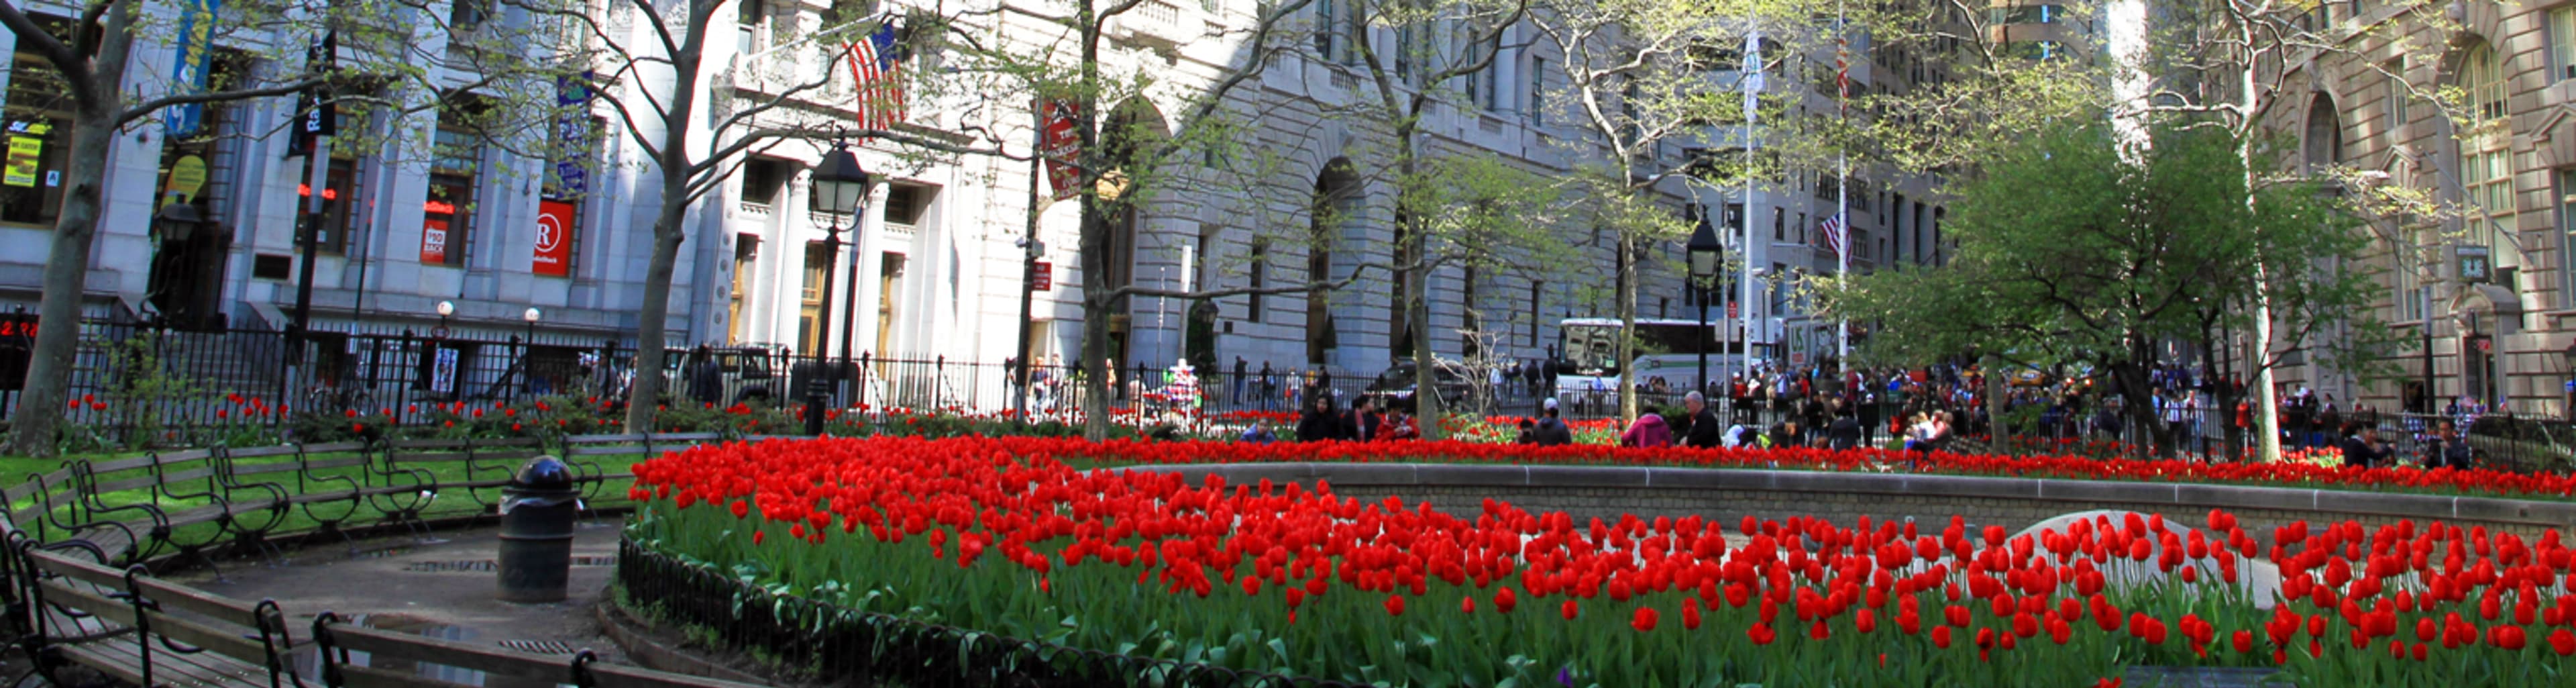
[1116, 462, 2576, 532]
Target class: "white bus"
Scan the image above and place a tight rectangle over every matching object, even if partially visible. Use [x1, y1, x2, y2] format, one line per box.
[1554, 317, 1757, 409]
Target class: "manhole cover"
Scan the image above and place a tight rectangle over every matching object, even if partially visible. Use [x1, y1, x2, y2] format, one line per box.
[403, 557, 615, 573]
[498, 639, 576, 655]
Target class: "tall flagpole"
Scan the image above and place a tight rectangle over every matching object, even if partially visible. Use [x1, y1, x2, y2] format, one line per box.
[1740, 26, 1763, 422]
[1834, 0, 1849, 364]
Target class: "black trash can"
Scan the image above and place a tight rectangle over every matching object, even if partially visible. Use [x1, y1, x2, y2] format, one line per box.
[497, 456, 580, 603]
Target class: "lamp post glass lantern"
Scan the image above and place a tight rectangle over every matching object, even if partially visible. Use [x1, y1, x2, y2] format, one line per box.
[1686, 215, 1725, 397]
[806, 142, 871, 436]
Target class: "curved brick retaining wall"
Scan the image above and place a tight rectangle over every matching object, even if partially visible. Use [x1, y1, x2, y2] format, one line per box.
[1125, 463, 2576, 541]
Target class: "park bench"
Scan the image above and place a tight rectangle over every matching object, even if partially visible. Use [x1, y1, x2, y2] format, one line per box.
[10, 543, 307, 688]
[309, 613, 770, 688]
[268, 441, 432, 549]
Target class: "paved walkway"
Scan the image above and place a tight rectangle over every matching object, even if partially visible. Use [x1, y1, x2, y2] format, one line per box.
[170, 520, 633, 664]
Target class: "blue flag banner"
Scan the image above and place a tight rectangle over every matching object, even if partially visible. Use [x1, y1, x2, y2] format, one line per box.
[167, 0, 223, 138]
[551, 73, 594, 198]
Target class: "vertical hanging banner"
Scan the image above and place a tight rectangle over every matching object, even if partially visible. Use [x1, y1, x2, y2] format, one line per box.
[1038, 98, 1083, 201]
[533, 200, 574, 277]
[166, 0, 222, 138]
[550, 73, 592, 197]
[292, 32, 337, 156]
[420, 218, 450, 264]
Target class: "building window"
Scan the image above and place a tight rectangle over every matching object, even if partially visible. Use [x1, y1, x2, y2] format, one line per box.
[2383, 60, 2408, 137]
[2459, 40, 2518, 271]
[1, 51, 70, 226]
[1526, 280, 1541, 348]
[300, 158, 358, 254]
[1526, 54, 1546, 125]
[2464, 41, 2509, 122]
[738, 0, 764, 52]
[451, 0, 492, 31]
[800, 241, 830, 354]
[730, 235, 759, 344]
[1248, 239, 1268, 323]
[2561, 170, 2576, 303]
[2552, 7, 2576, 84]
[424, 123, 480, 267]
[1986, 4, 2065, 25]
[1313, 0, 1359, 64]
[1771, 207, 1784, 241]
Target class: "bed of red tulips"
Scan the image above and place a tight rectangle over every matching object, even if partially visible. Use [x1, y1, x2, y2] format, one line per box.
[1020, 435, 2576, 502]
[627, 436, 2576, 687]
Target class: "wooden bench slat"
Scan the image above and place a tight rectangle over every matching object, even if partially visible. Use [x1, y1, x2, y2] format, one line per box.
[303, 441, 370, 454]
[223, 446, 301, 460]
[301, 458, 371, 471]
[91, 476, 168, 495]
[590, 661, 774, 688]
[36, 580, 272, 662]
[28, 550, 264, 620]
[58, 639, 273, 688]
[158, 467, 219, 485]
[338, 663, 464, 688]
[325, 626, 566, 682]
[88, 456, 169, 474]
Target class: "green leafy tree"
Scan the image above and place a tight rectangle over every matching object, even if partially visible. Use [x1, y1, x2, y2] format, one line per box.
[1827, 119, 2382, 458]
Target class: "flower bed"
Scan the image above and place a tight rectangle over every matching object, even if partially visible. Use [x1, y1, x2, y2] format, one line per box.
[625, 436, 2576, 687]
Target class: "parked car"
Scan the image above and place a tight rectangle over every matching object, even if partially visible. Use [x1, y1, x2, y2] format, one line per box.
[1364, 359, 1474, 411]
[659, 345, 792, 405]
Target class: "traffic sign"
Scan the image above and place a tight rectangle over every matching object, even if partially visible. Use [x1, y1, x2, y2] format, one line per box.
[1032, 261, 1053, 291]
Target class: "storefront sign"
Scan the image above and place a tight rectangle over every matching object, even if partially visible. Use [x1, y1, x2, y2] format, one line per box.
[164, 156, 208, 203]
[534, 200, 574, 277]
[1038, 99, 1083, 201]
[5, 123, 48, 188]
[2456, 245, 2492, 284]
[430, 347, 459, 394]
[421, 219, 450, 264]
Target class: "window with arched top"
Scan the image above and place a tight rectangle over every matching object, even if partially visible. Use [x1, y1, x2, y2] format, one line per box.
[2302, 95, 2341, 174]
[2456, 40, 2519, 275]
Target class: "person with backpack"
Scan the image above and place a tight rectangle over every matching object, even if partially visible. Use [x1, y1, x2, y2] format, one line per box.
[1530, 398, 1574, 446]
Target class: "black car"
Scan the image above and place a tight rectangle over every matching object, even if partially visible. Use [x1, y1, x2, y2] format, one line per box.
[1364, 360, 1474, 411]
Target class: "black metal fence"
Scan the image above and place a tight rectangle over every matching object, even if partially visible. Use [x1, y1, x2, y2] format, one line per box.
[615, 538, 1360, 688]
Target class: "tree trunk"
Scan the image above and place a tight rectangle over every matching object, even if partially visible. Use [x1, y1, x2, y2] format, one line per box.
[1616, 229, 1639, 426]
[2114, 358, 2169, 460]
[5, 115, 113, 457]
[1983, 354, 2008, 454]
[2197, 320, 2239, 462]
[624, 218, 686, 430]
[4, 22, 130, 458]
[1073, 4, 1113, 441]
[621, 21, 706, 433]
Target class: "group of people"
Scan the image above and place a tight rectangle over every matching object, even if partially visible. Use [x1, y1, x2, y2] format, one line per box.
[1288, 394, 1421, 442]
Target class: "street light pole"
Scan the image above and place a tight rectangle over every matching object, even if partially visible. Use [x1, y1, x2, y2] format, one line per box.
[1686, 211, 1723, 397]
[805, 141, 872, 436]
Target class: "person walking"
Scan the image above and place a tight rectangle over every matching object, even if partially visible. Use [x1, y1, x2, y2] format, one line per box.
[1232, 356, 1249, 405]
[686, 345, 722, 407]
[1257, 361, 1276, 411]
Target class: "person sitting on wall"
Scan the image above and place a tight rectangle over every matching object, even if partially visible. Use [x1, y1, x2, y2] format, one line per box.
[1531, 398, 1574, 446]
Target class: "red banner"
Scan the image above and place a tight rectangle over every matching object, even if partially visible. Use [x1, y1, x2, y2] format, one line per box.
[534, 200, 574, 277]
[1038, 99, 1083, 201]
[420, 218, 449, 264]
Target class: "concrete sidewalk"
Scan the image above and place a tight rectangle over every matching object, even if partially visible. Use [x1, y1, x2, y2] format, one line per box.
[172, 520, 633, 664]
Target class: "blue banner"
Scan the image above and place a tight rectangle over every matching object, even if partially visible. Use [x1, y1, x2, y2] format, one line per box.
[166, 0, 221, 138]
[550, 73, 592, 198]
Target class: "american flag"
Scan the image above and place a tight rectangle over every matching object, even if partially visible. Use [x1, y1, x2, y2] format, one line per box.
[846, 21, 907, 136]
[1819, 213, 1847, 260]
